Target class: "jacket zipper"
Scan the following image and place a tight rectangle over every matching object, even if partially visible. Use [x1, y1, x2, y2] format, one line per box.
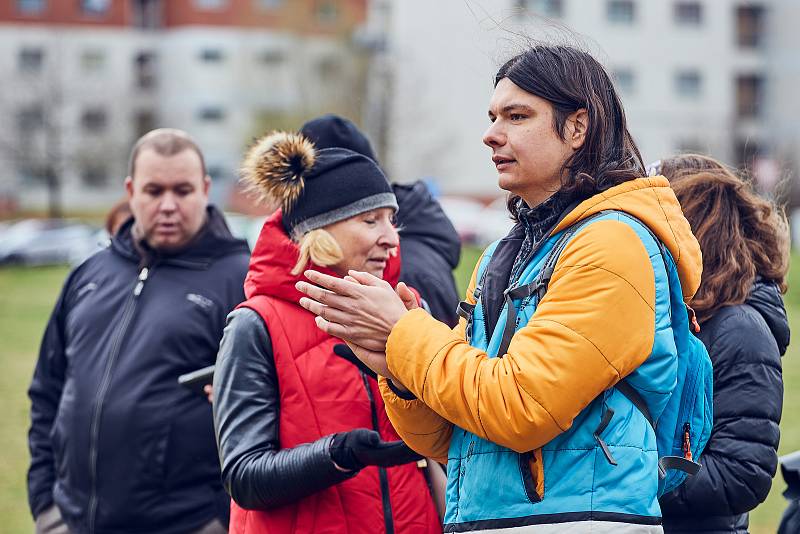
[483, 235, 551, 345]
[359, 371, 394, 534]
[87, 266, 150, 533]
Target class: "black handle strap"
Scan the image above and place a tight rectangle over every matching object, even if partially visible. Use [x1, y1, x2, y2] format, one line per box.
[659, 456, 701, 479]
[456, 300, 476, 321]
[593, 406, 618, 466]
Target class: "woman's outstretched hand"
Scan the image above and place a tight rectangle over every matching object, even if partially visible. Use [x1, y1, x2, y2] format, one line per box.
[297, 270, 418, 393]
[296, 270, 413, 351]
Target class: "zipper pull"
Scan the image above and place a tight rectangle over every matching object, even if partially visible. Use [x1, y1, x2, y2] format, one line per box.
[682, 423, 693, 461]
[133, 267, 149, 296]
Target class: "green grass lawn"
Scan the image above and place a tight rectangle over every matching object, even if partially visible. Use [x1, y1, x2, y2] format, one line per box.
[1, 252, 798, 532]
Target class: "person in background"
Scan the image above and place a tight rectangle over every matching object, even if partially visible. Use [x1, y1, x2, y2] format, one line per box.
[212, 131, 441, 533]
[28, 128, 250, 534]
[656, 154, 789, 534]
[300, 114, 462, 327]
[104, 198, 132, 237]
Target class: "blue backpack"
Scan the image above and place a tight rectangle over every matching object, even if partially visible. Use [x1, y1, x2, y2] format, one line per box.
[481, 210, 714, 496]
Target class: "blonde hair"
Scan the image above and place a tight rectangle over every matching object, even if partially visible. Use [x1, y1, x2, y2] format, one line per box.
[291, 228, 344, 275]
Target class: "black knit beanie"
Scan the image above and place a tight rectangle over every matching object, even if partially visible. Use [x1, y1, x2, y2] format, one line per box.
[241, 131, 397, 237]
[300, 114, 377, 161]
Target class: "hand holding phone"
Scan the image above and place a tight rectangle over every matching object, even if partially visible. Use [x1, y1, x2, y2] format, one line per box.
[178, 365, 215, 395]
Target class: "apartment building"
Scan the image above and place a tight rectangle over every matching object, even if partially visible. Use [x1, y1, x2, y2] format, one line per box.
[0, 0, 368, 211]
[382, 0, 799, 198]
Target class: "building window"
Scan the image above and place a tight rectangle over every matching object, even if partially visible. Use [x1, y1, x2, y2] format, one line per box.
[199, 48, 224, 63]
[518, 0, 563, 17]
[256, 0, 284, 9]
[81, 50, 105, 72]
[734, 138, 762, 170]
[736, 74, 764, 118]
[194, 0, 227, 9]
[132, 0, 161, 29]
[17, 0, 46, 14]
[612, 68, 635, 96]
[82, 108, 107, 132]
[17, 106, 44, 133]
[80, 0, 110, 15]
[317, 56, 340, 81]
[18, 47, 44, 73]
[18, 165, 49, 185]
[259, 49, 286, 65]
[197, 107, 225, 122]
[607, 0, 635, 24]
[135, 52, 157, 89]
[134, 110, 157, 137]
[674, 2, 702, 25]
[675, 70, 702, 98]
[736, 5, 766, 48]
[315, 1, 339, 23]
[82, 166, 108, 187]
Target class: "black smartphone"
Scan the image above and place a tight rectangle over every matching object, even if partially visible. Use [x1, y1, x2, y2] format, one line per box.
[178, 365, 215, 394]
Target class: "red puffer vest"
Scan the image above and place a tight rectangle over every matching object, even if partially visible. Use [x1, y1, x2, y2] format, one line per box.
[229, 211, 441, 534]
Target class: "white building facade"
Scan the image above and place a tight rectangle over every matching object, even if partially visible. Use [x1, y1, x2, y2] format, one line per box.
[381, 0, 799, 199]
[0, 0, 369, 212]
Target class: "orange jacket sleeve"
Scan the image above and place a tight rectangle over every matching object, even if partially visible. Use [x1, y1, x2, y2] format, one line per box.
[378, 254, 482, 463]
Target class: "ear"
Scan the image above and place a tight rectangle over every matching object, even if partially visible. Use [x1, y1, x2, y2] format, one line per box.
[124, 176, 134, 200]
[202, 175, 211, 196]
[566, 108, 589, 150]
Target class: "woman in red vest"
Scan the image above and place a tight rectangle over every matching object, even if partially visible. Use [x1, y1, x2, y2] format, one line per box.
[212, 131, 442, 534]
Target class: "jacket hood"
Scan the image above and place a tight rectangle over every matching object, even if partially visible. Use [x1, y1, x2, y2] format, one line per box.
[747, 279, 790, 355]
[393, 181, 461, 269]
[111, 205, 250, 267]
[552, 176, 703, 301]
[244, 210, 401, 302]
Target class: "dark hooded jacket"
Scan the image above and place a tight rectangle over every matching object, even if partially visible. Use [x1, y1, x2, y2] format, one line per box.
[660, 279, 789, 533]
[27, 206, 249, 534]
[393, 181, 461, 327]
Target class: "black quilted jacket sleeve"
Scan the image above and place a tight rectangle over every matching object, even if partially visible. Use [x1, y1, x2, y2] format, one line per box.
[213, 308, 355, 510]
[660, 284, 786, 523]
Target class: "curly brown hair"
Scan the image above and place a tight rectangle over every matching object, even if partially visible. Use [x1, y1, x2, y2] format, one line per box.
[660, 154, 789, 322]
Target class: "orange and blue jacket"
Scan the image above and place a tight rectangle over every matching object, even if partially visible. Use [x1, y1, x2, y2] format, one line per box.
[378, 176, 703, 533]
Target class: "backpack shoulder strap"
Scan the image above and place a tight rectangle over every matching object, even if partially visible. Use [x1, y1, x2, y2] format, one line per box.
[494, 210, 613, 357]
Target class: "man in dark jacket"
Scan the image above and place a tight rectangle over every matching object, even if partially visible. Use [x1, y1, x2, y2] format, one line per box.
[27, 129, 250, 534]
[660, 280, 789, 533]
[300, 114, 461, 326]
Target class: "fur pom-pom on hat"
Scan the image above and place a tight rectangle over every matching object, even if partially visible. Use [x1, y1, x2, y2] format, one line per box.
[240, 131, 316, 212]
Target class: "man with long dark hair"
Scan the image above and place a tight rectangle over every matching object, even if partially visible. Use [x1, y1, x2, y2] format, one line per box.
[297, 45, 707, 532]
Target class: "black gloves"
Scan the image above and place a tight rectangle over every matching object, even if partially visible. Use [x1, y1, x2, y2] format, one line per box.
[329, 428, 423, 471]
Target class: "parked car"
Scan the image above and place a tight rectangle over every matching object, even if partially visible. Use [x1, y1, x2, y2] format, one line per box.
[224, 212, 266, 249]
[0, 219, 99, 266]
[439, 196, 514, 246]
[438, 197, 484, 245]
[474, 196, 515, 246]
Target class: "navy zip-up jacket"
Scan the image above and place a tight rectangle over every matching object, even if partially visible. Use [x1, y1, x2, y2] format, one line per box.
[661, 279, 789, 533]
[27, 206, 249, 534]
